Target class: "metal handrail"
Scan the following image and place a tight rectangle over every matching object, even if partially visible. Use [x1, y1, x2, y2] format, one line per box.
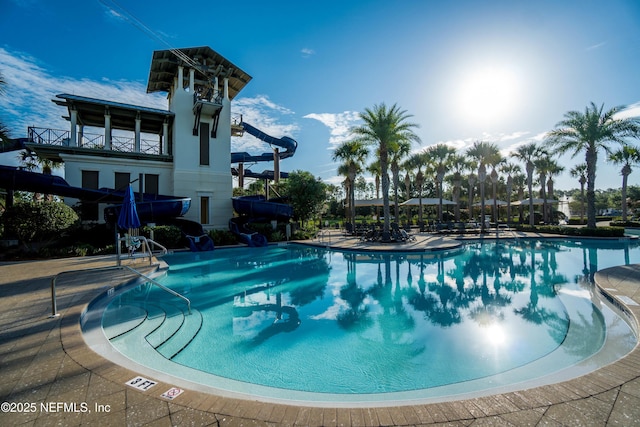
[49, 264, 191, 318]
[121, 265, 191, 315]
[116, 234, 168, 266]
[315, 229, 332, 244]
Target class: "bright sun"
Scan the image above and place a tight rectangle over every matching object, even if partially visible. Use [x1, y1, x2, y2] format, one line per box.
[455, 65, 520, 126]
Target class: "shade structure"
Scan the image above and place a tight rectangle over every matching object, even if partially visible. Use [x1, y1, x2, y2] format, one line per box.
[117, 184, 141, 230]
[401, 197, 456, 206]
[473, 199, 508, 207]
[354, 198, 386, 207]
[512, 198, 559, 206]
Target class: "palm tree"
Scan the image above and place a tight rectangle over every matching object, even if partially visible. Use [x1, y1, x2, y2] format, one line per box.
[488, 153, 505, 223]
[426, 144, 456, 223]
[406, 151, 428, 227]
[608, 145, 640, 221]
[0, 72, 9, 145]
[569, 163, 587, 224]
[512, 173, 527, 223]
[448, 154, 470, 222]
[546, 160, 564, 223]
[390, 140, 412, 222]
[467, 141, 500, 232]
[366, 160, 382, 220]
[534, 155, 553, 224]
[351, 103, 421, 236]
[333, 140, 369, 231]
[512, 142, 544, 226]
[548, 102, 640, 228]
[500, 162, 521, 226]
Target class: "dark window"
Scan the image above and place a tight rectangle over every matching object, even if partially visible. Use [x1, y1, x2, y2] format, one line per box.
[200, 122, 209, 165]
[200, 196, 209, 224]
[145, 174, 159, 195]
[114, 172, 130, 192]
[81, 170, 99, 221]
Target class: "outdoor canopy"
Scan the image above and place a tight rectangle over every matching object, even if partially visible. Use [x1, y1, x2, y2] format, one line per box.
[473, 199, 508, 207]
[512, 198, 559, 206]
[401, 197, 456, 206]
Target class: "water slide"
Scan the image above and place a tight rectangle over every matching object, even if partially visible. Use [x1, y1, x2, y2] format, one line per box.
[0, 165, 191, 222]
[231, 122, 297, 165]
[229, 122, 296, 246]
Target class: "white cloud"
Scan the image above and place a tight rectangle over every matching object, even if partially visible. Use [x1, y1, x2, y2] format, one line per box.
[231, 95, 299, 153]
[301, 48, 315, 58]
[303, 111, 360, 150]
[615, 102, 640, 120]
[585, 42, 606, 51]
[0, 47, 166, 139]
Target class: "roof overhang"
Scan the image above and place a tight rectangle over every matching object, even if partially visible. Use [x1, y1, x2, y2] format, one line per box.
[53, 94, 174, 134]
[146, 46, 252, 99]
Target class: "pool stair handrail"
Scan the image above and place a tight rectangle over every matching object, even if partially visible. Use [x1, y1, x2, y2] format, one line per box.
[116, 233, 169, 266]
[49, 264, 191, 318]
[315, 229, 332, 244]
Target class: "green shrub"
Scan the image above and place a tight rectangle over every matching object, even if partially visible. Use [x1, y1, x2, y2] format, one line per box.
[610, 220, 640, 228]
[270, 231, 284, 242]
[2, 201, 79, 251]
[515, 224, 625, 237]
[143, 225, 182, 248]
[208, 229, 237, 246]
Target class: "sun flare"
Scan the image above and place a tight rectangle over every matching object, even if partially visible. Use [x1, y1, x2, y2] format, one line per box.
[455, 65, 520, 126]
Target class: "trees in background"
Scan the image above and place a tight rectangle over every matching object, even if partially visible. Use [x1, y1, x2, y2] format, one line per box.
[548, 102, 640, 228]
[351, 103, 420, 236]
[608, 145, 640, 221]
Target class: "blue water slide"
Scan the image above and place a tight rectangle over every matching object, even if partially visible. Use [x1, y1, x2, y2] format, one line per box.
[0, 165, 190, 222]
[230, 122, 297, 164]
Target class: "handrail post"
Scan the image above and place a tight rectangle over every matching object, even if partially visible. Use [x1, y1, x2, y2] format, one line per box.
[50, 277, 60, 318]
[49, 263, 190, 319]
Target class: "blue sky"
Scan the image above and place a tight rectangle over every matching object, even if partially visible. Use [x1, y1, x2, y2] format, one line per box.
[1, 0, 640, 191]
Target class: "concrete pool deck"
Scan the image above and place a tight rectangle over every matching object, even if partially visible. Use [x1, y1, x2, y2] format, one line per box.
[1, 233, 640, 426]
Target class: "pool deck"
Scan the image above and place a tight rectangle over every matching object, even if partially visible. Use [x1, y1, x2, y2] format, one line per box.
[2, 232, 640, 426]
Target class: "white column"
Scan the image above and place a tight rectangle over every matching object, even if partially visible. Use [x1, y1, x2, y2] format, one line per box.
[69, 108, 78, 147]
[223, 77, 229, 100]
[134, 112, 141, 153]
[104, 109, 111, 150]
[162, 120, 169, 155]
[177, 66, 184, 91]
[214, 76, 219, 98]
[78, 125, 84, 147]
[189, 68, 195, 93]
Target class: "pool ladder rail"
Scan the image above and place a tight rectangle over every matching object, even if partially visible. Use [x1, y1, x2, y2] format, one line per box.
[315, 229, 332, 245]
[116, 233, 168, 266]
[49, 264, 191, 318]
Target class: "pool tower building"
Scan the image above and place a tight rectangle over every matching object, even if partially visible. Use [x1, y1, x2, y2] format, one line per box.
[10, 46, 270, 230]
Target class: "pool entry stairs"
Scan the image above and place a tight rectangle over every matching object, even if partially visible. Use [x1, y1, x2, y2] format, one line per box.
[103, 285, 203, 360]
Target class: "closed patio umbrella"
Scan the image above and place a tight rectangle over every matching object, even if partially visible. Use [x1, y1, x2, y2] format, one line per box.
[117, 184, 142, 256]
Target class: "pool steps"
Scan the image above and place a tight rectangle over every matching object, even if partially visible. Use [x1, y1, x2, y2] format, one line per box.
[104, 292, 203, 360]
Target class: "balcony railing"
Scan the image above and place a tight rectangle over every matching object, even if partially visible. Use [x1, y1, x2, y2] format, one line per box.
[27, 127, 161, 155]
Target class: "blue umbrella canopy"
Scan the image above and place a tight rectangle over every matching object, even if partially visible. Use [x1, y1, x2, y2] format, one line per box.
[117, 184, 141, 230]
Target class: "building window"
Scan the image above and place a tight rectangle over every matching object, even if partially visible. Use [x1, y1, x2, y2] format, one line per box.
[200, 196, 209, 225]
[199, 122, 209, 166]
[114, 172, 130, 192]
[81, 170, 99, 221]
[145, 174, 159, 195]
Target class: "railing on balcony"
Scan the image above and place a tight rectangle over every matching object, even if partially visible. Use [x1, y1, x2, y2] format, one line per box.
[27, 127, 161, 155]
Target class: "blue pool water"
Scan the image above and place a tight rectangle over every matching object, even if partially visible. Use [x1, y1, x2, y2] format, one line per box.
[101, 239, 638, 402]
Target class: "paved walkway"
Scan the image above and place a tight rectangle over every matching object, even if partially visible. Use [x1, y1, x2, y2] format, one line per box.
[1, 235, 640, 426]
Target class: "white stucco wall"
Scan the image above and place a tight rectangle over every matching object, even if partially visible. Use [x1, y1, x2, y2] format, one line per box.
[60, 153, 174, 221]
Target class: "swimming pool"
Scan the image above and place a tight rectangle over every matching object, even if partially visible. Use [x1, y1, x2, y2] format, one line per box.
[91, 239, 638, 404]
